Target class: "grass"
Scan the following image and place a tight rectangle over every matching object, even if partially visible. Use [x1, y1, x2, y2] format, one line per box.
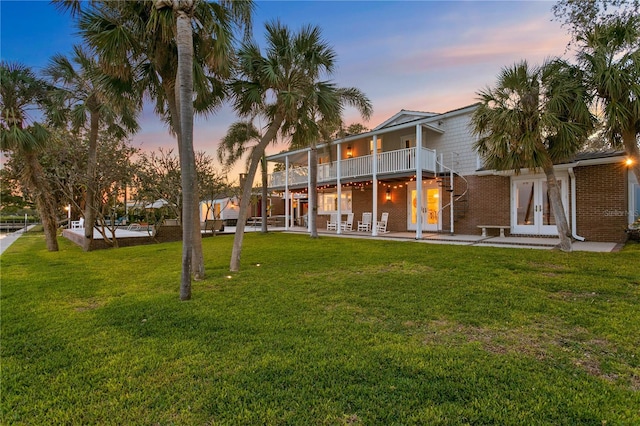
[1, 231, 639, 425]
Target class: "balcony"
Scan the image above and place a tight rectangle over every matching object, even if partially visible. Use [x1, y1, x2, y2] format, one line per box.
[268, 147, 437, 188]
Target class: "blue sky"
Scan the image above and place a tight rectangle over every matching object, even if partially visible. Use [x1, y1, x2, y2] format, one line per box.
[1, 1, 571, 174]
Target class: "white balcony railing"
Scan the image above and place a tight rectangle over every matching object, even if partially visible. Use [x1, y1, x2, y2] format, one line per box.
[268, 147, 436, 188]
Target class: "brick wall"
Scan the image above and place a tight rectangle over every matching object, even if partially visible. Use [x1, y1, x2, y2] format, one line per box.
[575, 163, 627, 243]
[351, 184, 408, 232]
[451, 175, 511, 236]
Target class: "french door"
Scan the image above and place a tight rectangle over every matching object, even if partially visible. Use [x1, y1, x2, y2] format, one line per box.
[512, 175, 567, 235]
[407, 180, 440, 231]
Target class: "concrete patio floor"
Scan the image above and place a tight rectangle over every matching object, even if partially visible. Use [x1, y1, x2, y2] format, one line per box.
[280, 226, 623, 252]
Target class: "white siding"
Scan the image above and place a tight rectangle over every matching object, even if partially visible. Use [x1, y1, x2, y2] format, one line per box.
[432, 112, 478, 175]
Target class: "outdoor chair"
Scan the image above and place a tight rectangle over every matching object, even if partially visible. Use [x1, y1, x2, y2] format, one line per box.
[357, 212, 372, 232]
[71, 217, 84, 229]
[326, 213, 339, 231]
[376, 212, 389, 233]
[341, 213, 354, 232]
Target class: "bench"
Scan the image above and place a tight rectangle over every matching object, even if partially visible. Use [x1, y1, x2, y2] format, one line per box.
[477, 225, 509, 238]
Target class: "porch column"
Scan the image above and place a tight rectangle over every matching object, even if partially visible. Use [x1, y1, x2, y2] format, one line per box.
[372, 135, 378, 236]
[337, 143, 342, 234]
[307, 150, 312, 232]
[284, 156, 290, 230]
[415, 124, 423, 239]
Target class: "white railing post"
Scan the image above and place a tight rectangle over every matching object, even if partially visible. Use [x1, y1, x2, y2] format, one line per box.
[337, 144, 342, 234]
[307, 150, 312, 232]
[285, 156, 289, 230]
[416, 124, 423, 239]
[450, 152, 455, 235]
[372, 135, 378, 236]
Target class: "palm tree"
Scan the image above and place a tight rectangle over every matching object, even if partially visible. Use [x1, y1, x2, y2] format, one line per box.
[155, 0, 198, 300]
[64, 0, 253, 285]
[471, 60, 594, 252]
[226, 22, 327, 270]
[577, 16, 640, 182]
[217, 121, 271, 233]
[0, 62, 59, 251]
[285, 86, 372, 238]
[45, 45, 139, 252]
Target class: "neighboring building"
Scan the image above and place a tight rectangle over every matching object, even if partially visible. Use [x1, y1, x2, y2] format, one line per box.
[265, 104, 639, 243]
[200, 197, 240, 225]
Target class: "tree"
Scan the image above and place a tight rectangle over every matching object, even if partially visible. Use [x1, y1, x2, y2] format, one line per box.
[217, 121, 270, 233]
[577, 17, 640, 182]
[66, 0, 253, 290]
[0, 167, 32, 214]
[553, 1, 640, 182]
[45, 45, 139, 251]
[228, 21, 355, 271]
[552, 0, 639, 41]
[0, 62, 59, 251]
[133, 148, 182, 219]
[42, 128, 139, 247]
[153, 0, 199, 300]
[197, 151, 234, 222]
[471, 60, 594, 252]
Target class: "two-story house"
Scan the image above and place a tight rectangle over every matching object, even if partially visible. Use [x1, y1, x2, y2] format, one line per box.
[265, 104, 639, 243]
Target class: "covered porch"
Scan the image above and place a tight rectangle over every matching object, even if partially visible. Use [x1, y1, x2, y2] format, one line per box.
[266, 121, 451, 239]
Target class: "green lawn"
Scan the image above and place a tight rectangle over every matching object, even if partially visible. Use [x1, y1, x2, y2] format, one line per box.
[2, 231, 639, 425]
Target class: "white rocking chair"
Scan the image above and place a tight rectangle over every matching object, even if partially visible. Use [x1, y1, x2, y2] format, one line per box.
[376, 212, 389, 233]
[357, 212, 372, 232]
[326, 213, 339, 231]
[341, 213, 354, 232]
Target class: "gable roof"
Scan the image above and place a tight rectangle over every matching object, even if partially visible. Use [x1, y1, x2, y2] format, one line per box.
[373, 109, 439, 131]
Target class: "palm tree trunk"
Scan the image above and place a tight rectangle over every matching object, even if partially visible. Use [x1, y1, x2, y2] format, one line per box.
[24, 152, 59, 251]
[176, 6, 195, 300]
[83, 110, 100, 252]
[231, 115, 284, 272]
[543, 164, 572, 252]
[308, 145, 319, 238]
[622, 129, 640, 184]
[163, 47, 205, 280]
[261, 155, 268, 233]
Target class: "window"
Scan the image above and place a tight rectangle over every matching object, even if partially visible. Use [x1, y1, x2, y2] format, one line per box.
[369, 138, 382, 154]
[318, 190, 352, 214]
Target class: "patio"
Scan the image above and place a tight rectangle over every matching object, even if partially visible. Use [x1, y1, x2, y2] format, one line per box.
[282, 226, 622, 252]
[60, 223, 622, 253]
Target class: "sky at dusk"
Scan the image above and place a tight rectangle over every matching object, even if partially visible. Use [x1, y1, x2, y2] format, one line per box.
[1, 0, 572, 179]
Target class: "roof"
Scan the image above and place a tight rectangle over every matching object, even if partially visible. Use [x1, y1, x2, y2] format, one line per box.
[571, 150, 627, 162]
[476, 150, 627, 173]
[266, 103, 480, 163]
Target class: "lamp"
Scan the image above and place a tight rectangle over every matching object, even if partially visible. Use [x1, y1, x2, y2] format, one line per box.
[346, 145, 353, 158]
[625, 157, 634, 167]
[385, 188, 391, 201]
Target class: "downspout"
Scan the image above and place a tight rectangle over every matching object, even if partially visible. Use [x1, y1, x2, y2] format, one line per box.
[568, 166, 585, 241]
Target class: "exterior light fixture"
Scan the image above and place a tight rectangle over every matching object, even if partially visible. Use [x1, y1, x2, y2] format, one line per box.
[346, 145, 353, 158]
[385, 188, 391, 201]
[625, 157, 634, 167]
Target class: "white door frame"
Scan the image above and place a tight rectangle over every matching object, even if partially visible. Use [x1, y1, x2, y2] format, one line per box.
[407, 180, 440, 231]
[511, 173, 568, 235]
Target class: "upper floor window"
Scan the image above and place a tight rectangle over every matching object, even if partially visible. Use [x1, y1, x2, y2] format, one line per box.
[369, 138, 382, 154]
